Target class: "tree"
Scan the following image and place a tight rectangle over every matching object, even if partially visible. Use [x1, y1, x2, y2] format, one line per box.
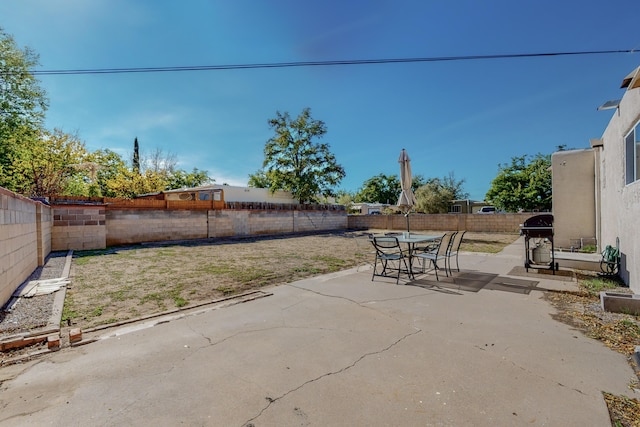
[132, 137, 140, 174]
[247, 169, 270, 188]
[82, 149, 128, 197]
[414, 172, 468, 214]
[144, 147, 177, 175]
[485, 154, 552, 212]
[355, 173, 400, 204]
[105, 168, 168, 198]
[9, 129, 86, 197]
[0, 28, 49, 191]
[253, 108, 345, 203]
[335, 189, 357, 212]
[166, 168, 212, 189]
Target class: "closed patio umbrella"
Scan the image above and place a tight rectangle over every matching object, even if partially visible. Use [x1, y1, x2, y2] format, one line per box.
[397, 148, 417, 232]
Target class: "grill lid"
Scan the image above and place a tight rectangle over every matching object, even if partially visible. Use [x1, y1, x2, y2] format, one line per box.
[521, 214, 553, 238]
[523, 214, 553, 228]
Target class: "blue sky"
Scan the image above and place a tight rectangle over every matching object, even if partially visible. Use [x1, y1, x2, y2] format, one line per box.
[1, 0, 639, 200]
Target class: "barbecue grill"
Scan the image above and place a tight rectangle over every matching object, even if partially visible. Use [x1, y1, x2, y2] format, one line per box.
[520, 214, 557, 273]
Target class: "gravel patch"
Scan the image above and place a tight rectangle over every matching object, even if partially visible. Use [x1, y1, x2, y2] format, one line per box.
[0, 252, 68, 336]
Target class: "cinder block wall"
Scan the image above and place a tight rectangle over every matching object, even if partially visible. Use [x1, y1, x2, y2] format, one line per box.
[36, 203, 52, 265]
[52, 205, 106, 250]
[294, 210, 347, 232]
[105, 209, 347, 242]
[0, 187, 51, 307]
[208, 209, 347, 237]
[106, 209, 208, 246]
[348, 213, 535, 233]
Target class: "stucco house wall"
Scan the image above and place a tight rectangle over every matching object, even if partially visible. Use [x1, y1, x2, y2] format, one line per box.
[551, 149, 597, 250]
[597, 75, 640, 291]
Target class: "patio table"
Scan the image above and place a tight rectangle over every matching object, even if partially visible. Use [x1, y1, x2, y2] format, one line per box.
[396, 234, 441, 277]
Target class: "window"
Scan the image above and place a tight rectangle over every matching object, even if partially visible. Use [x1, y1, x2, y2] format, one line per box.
[449, 204, 461, 213]
[626, 121, 640, 184]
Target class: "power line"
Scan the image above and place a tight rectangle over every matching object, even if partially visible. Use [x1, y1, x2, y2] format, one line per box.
[25, 49, 637, 76]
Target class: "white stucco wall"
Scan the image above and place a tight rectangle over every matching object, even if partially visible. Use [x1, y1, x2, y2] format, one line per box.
[598, 83, 640, 291]
[551, 149, 597, 250]
[217, 186, 298, 203]
[165, 185, 299, 204]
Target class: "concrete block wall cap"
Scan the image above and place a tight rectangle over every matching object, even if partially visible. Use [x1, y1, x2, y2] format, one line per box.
[47, 334, 60, 351]
[600, 291, 638, 299]
[69, 328, 82, 343]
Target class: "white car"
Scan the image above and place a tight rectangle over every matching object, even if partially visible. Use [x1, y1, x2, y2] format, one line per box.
[477, 206, 496, 214]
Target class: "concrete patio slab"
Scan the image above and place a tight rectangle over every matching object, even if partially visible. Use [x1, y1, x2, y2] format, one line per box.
[0, 238, 636, 426]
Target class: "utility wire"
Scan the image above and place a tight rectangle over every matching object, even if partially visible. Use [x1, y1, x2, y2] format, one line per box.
[25, 49, 637, 76]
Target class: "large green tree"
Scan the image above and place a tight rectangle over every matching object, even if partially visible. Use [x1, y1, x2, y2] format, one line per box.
[15, 129, 87, 197]
[167, 168, 212, 189]
[85, 148, 212, 198]
[250, 108, 345, 203]
[0, 28, 49, 191]
[485, 153, 552, 212]
[247, 169, 271, 188]
[414, 172, 468, 214]
[354, 174, 426, 204]
[355, 173, 400, 204]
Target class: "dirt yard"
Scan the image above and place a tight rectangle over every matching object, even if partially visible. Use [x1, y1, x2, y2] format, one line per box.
[65, 231, 519, 330]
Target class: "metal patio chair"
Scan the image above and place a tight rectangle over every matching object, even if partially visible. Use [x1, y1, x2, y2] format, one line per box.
[445, 230, 466, 274]
[412, 232, 455, 281]
[353, 232, 378, 272]
[371, 236, 411, 284]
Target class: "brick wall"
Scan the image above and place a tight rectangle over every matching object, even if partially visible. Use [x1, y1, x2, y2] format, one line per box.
[52, 205, 106, 250]
[0, 187, 51, 306]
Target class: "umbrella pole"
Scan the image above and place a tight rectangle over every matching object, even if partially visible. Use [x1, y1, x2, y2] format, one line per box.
[405, 212, 410, 232]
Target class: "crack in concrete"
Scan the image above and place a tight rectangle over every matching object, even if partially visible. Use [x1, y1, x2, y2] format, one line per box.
[288, 281, 441, 305]
[286, 283, 411, 323]
[183, 323, 341, 363]
[240, 328, 422, 427]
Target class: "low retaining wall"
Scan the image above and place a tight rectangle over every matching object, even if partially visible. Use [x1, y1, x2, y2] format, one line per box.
[106, 208, 348, 246]
[348, 213, 535, 233]
[107, 209, 208, 246]
[208, 209, 347, 238]
[48, 203, 348, 247]
[54, 209, 531, 249]
[0, 188, 51, 307]
[52, 205, 106, 250]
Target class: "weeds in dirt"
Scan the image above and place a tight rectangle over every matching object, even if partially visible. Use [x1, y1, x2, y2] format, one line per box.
[582, 276, 623, 296]
[61, 296, 78, 325]
[603, 392, 640, 427]
[293, 265, 321, 274]
[546, 274, 640, 426]
[215, 286, 236, 296]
